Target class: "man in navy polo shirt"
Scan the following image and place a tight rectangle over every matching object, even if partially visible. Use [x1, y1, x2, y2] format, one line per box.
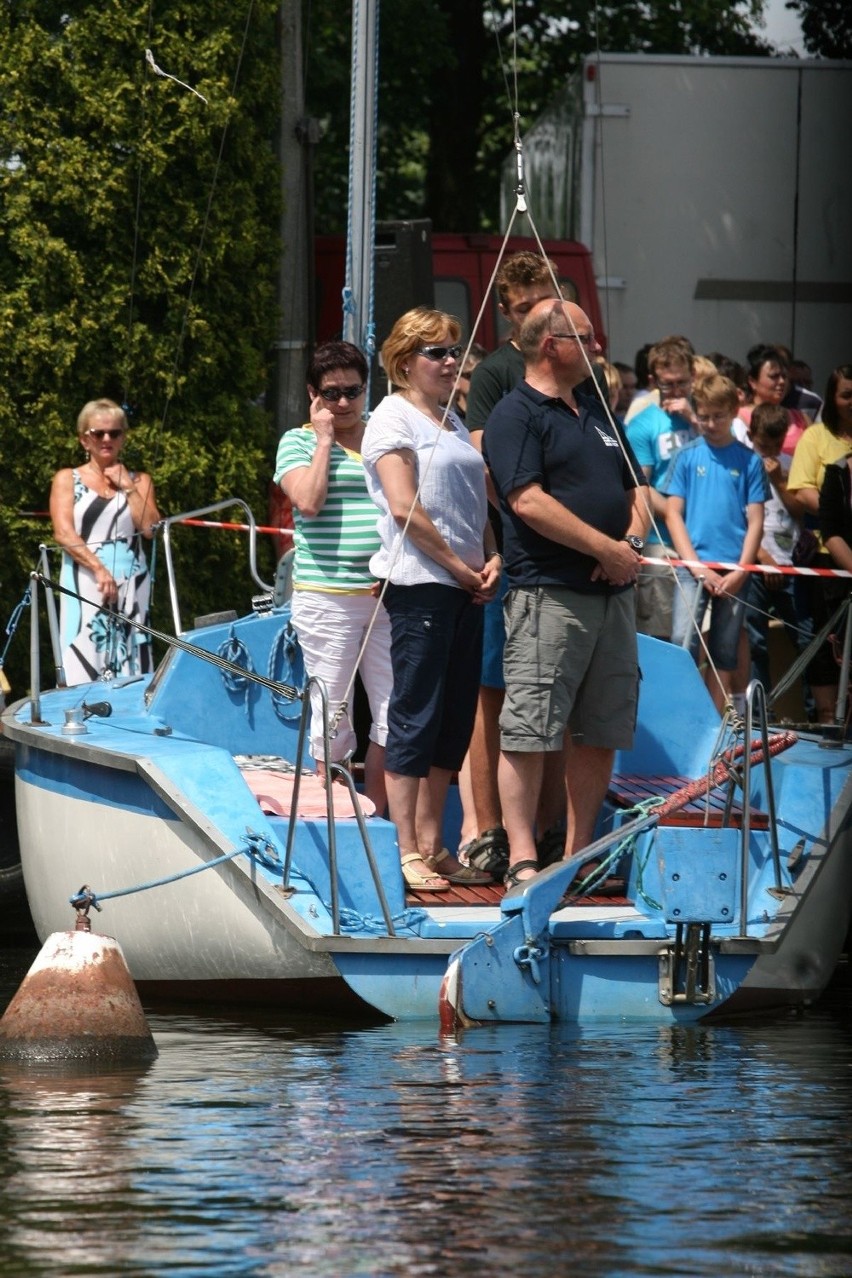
[483, 300, 649, 887]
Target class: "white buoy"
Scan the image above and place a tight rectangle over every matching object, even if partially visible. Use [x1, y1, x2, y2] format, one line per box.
[0, 928, 157, 1063]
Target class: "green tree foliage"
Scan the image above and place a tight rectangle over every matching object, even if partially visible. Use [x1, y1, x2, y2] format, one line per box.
[788, 0, 852, 57]
[306, 0, 771, 234]
[0, 0, 281, 691]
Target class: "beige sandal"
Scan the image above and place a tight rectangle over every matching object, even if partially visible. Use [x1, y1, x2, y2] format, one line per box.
[401, 852, 450, 892]
[425, 848, 492, 886]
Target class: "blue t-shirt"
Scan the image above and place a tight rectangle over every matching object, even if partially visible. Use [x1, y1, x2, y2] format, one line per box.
[483, 382, 645, 592]
[662, 436, 769, 563]
[626, 403, 696, 546]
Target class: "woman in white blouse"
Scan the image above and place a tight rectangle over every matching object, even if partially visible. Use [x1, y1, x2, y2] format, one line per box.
[361, 308, 502, 892]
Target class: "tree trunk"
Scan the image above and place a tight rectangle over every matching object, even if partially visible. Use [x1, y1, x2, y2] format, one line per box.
[423, 0, 486, 230]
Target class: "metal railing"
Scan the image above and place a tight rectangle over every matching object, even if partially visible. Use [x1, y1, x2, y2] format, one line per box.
[161, 498, 275, 635]
[740, 680, 784, 936]
[280, 674, 396, 937]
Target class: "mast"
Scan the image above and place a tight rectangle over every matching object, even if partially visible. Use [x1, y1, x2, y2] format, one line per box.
[343, 0, 379, 368]
[274, 0, 316, 438]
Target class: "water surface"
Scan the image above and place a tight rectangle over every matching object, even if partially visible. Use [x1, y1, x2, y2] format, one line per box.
[1, 948, 851, 1277]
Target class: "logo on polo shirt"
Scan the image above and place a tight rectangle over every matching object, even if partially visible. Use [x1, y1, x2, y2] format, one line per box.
[594, 426, 620, 448]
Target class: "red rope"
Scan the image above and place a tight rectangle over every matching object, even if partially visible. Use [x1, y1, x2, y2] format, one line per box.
[662, 557, 851, 579]
[654, 731, 798, 819]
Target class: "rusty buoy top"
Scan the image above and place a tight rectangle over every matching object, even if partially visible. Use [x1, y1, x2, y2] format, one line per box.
[0, 930, 158, 1064]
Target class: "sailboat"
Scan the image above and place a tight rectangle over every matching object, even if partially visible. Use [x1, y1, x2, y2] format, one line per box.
[4, 6, 852, 1024]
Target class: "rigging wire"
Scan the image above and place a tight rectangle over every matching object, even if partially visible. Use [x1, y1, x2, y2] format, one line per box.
[114, 2, 258, 579]
[153, 2, 257, 442]
[574, 1, 732, 709]
[123, 1, 156, 416]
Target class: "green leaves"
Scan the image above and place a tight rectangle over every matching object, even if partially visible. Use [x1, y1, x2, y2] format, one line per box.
[788, 0, 852, 57]
[305, 0, 773, 233]
[0, 1, 280, 689]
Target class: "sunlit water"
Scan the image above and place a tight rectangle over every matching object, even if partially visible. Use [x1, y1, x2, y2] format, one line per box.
[1, 947, 851, 1278]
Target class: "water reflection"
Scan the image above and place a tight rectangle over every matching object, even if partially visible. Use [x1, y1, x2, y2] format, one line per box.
[0, 954, 850, 1277]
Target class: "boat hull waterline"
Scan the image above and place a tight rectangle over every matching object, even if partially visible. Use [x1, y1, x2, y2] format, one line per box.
[5, 611, 852, 1023]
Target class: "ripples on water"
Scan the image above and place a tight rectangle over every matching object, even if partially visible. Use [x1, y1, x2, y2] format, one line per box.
[1, 948, 851, 1277]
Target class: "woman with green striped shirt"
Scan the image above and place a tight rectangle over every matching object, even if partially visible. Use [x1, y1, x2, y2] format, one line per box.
[274, 342, 392, 812]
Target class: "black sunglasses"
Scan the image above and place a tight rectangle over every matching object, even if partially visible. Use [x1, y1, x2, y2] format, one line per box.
[416, 345, 463, 362]
[87, 428, 124, 440]
[317, 384, 365, 402]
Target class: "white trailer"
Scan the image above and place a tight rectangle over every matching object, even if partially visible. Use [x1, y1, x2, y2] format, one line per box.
[502, 54, 852, 389]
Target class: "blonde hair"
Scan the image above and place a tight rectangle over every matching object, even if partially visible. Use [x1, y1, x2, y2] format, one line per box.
[380, 308, 462, 389]
[596, 358, 623, 407]
[77, 398, 127, 440]
[691, 355, 717, 389]
[692, 374, 739, 413]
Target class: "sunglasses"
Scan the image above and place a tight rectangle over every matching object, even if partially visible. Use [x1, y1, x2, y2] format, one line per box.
[317, 384, 365, 402]
[551, 332, 596, 348]
[87, 428, 124, 440]
[416, 344, 463, 362]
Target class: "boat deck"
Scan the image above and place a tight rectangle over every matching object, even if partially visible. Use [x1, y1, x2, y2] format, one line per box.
[405, 883, 632, 908]
[607, 771, 770, 829]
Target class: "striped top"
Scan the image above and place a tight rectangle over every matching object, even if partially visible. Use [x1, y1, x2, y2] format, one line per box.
[274, 425, 381, 592]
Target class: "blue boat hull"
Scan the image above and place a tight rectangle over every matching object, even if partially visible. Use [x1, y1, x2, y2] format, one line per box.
[5, 612, 852, 1023]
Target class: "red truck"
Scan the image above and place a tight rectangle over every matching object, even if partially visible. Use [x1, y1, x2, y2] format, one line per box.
[314, 222, 605, 354]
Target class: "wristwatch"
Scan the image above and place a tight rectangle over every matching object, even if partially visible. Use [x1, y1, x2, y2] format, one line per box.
[624, 535, 644, 553]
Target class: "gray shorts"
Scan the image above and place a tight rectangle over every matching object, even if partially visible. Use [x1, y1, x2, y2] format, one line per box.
[500, 585, 639, 752]
[635, 543, 676, 642]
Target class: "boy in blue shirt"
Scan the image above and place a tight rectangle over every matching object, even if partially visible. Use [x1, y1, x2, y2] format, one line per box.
[663, 374, 769, 712]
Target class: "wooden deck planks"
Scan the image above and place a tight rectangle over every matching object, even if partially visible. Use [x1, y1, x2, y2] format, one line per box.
[608, 772, 769, 829]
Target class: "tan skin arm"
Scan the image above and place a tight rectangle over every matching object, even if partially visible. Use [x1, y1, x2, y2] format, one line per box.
[467, 427, 501, 511]
[625, 484, 651, 542]
[666, 494, 714, 588]
[506, 481, 642, 587]
[51, 468, 160, 606]
[666, 496, 763, 597]
[374, 448, 500, 602]
[756, 545, 785, 591]
[825, 535, 852, 574]
[51, 469, 115, 602]
[762, 456, 805, 518]
[791, 484, 819, 517]
[641, 464, 670, 520]
[719, 502, 764, 597]
[279, 400, 338, 518]
[102, 465, 160, 537]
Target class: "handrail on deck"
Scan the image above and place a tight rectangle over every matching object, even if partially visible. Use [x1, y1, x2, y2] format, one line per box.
[280, 674, 396, 938]
[740, 681, 784, 937]
[37, 544, 66, 687]
[161, 498, 275, 635]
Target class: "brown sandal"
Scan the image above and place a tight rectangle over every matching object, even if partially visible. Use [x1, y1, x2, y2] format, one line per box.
[425, 848, 492, 886]
[466, 827, 510, 881]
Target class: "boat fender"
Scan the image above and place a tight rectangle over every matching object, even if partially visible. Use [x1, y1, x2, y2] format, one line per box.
[0, 923, 157, 1065]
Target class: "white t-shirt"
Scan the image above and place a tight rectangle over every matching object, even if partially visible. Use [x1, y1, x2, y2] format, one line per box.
[760, 452, 800, 566]
[361, 394, 488, 586]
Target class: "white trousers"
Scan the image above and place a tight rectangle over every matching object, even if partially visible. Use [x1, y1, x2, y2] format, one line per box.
[290, 591, 393, 764]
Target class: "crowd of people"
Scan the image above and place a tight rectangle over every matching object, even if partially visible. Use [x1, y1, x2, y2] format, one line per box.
[274, 261, 649, 892]
[272, 251, 852, 893]
[52, 250, 852, 895]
